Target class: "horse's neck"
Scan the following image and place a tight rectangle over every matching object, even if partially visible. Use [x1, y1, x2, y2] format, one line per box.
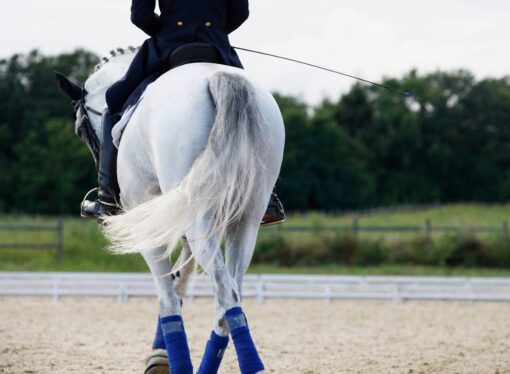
[84, 53, 136, 134]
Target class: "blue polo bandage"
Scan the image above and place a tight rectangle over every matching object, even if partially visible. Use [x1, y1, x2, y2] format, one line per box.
[225, 307, 264, 374]
[160, 315, 193, 374]
[153, 300, 184, 349]
[152, 316, 166, 350]
[197, 331, 229, 374]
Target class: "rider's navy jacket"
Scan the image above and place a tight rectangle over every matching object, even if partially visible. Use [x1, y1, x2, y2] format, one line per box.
[131, 0, 248, 67]
[106, 0, 249, 113]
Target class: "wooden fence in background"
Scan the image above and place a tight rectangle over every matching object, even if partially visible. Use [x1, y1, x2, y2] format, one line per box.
[264, 219, 510, 240]
[0, 219, 64, 261]
[0, 217, 508, 262]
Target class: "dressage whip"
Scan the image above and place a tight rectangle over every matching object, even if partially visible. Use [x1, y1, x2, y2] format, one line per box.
[233, 46, 412, 98]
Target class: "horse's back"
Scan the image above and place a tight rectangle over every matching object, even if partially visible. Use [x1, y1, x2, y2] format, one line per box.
[118, 62, 284, 206]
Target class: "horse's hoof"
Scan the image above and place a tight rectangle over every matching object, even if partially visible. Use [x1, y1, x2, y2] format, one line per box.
[144, 349, 169, 374]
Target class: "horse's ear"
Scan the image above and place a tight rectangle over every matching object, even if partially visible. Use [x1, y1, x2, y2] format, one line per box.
[54, 71, 82, 101]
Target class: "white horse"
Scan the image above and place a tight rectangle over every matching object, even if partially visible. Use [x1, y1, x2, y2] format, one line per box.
[56, 48, 285, 374]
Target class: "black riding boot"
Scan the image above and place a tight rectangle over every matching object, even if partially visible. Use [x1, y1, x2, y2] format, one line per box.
[81, 110, 121, 219]
[262, 192, 286, 226]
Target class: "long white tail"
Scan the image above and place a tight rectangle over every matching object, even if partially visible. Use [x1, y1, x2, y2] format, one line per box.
[103, 72, 268, 262]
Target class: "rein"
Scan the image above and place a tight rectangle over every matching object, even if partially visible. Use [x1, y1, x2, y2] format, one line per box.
[72, 88, 101, 168]
[84, 105, 103, 117]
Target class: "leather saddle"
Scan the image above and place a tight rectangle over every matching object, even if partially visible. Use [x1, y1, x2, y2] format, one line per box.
[121, 42, 223, 113]
[168, 42, 223, 69]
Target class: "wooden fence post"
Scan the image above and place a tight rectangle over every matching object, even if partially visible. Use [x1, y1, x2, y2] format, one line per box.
[57, 218, 64, 262]
[352, 218, 359, 237]
[503, 220, 509, 236]
[425, 218, 432, 242]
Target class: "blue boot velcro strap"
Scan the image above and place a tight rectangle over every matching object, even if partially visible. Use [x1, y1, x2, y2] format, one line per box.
[225, 308, 264, 374]
[160, 315, 193, 374]
[161, 320, 184, 335]
[152, 317, 166, 350]
[197, 331, 229, 374]
[227, 313, 248, 331]
[225, 307, 248, 330]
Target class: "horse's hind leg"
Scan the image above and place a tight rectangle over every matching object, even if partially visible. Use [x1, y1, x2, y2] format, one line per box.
[186, 224, 265, 374]
[142, 246, 193, 374]
[224, 222, 266, 374]
[225, 221, 261, 298]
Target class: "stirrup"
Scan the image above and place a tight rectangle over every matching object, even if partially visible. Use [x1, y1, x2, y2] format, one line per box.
[80, 187, 121, 221]
[81, 187, 120, 207]
[80, 188, 99, 209]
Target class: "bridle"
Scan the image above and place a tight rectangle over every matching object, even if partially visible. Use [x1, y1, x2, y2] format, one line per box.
[72, 88, 102, 168]
[82, 104, 103, 117]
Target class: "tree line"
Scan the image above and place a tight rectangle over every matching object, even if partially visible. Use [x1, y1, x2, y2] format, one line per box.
[1, 49, 509, 214]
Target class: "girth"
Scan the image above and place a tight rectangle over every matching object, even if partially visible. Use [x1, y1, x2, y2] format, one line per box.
[167, 42, 223, 70]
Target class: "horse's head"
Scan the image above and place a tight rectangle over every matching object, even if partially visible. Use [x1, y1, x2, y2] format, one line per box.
[54, 70, 103, 166]
[54, 48, 138, 165]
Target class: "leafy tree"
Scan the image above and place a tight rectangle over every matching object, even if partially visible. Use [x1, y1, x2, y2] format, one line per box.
[0, 49, 98, 214]
[1, 49, 510, 214]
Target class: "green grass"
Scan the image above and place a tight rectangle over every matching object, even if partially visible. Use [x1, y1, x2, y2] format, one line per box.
[261, 203, 510, 242]
[0, 216, 146, 272]
[283, 204, 510, 227]
[1, 203, 510, 275]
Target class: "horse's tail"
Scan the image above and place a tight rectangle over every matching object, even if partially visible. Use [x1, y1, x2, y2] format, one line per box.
[103, 72, 267, 263]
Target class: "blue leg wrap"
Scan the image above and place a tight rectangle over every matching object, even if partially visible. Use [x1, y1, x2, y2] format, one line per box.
[197, 331, 229, 374]
[160, 315, 193, 374]
[225, 307, 264, 374]
[152, 316, 166, 350]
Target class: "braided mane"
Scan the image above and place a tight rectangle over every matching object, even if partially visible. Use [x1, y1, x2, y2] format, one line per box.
[92, 46, 139, 73]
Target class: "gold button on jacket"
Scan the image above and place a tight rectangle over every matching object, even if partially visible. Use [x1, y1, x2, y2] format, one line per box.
[205, 21, 212, 27]
[177, 21, 184, 27]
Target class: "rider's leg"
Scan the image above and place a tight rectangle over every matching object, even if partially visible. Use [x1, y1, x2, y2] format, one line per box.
[81, 109, 121, 219]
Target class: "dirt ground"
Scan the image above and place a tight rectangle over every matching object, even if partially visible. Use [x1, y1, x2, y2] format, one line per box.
[0, 297, 509, 374]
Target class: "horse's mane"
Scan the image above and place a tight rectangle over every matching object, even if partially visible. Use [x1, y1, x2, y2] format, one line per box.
[85, 46, 139, 93]
[92, 46, 139, 73]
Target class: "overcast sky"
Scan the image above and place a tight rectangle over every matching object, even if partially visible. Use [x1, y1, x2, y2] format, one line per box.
[1, 0, 509, 104]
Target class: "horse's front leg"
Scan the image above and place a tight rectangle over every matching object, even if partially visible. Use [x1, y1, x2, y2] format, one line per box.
[187, 225, 265, 374]
[142, 246, 193, 374]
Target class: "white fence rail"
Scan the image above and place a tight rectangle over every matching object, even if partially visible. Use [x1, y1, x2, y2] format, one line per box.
[1, 272, 510, 304]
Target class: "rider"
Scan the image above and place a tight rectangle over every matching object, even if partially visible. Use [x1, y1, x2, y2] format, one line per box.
[81, 0, 286, 225]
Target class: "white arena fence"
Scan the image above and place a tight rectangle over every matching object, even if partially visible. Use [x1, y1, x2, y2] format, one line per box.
[1, 272, 510, 304]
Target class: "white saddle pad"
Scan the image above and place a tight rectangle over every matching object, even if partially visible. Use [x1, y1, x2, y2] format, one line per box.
[112, 97, 143, 148]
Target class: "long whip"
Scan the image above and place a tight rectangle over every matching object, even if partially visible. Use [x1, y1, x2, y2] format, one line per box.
[233, 46, 412, 98]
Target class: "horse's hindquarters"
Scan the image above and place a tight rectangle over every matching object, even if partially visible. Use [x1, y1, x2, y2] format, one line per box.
[118, 63, 284, 209]
[105, 63, 285, 254]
